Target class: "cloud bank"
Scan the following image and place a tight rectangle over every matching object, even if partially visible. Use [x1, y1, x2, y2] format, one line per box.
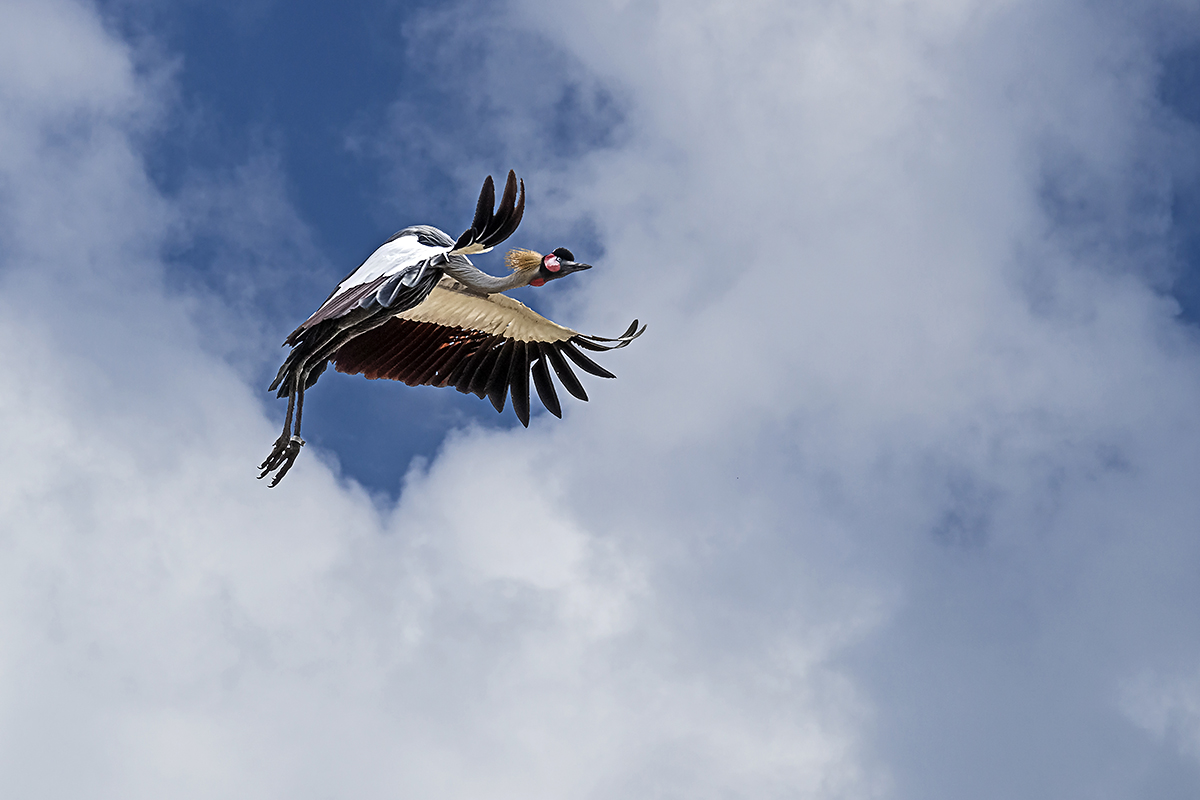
[2, 0, 1200, 797]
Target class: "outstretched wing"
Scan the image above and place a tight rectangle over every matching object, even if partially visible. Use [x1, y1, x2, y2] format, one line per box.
[449, 170, 526, 256]
[331, 278, 645, 426]
[286, 226, 454, 345]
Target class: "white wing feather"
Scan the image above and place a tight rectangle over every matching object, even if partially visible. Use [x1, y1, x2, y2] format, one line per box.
[329, 235, 448, 303]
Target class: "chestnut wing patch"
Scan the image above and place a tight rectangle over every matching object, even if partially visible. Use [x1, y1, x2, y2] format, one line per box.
[332, 316, 645, 427]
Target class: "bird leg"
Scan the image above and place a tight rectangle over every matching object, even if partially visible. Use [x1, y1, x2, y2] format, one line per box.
[294, 380, 306, 439]
[258, 377, 305, 487]
[260, 386, 295, 466]
[257, 313, 389, 487]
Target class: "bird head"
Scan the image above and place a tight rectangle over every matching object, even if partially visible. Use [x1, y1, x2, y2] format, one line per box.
[507, 247, 592, 287]
[532, 248, 592, 287]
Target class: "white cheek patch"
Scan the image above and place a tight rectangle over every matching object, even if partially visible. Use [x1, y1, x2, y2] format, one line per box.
[544, 255, 561, 272]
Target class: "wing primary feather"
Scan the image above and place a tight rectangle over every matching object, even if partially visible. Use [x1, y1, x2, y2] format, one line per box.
[560, 339, 617, 378]
[619, 320, 642, 339]
[447, 336, 490, 391]
[541, 342, 588, 401]
[531, 353, 562, 418]
[450, 171, 525, 254]
[510, 341, 531, 427]
[497, 179, 526, 243]
[451, 353, 481, 394]
[576, 320, 645, 345]
[603, 323, 648, 349]
[486, 339, 515, 412]
[468, 339, 503, 398]
[453, 336, 500, 396]
[485, 171, 518, 245]
[453, 227, 476, 251]
[570, 337, 613, 352]
[572, 331, 643, 351]
[471, 175, 495, 237]
[432, 336, 483, 387]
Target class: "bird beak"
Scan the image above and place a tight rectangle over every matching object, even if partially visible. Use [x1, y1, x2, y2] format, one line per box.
[559, 260, 592, 275]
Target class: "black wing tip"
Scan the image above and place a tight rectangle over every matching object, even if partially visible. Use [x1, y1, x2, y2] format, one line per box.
[494, 176, 525, 244]
[454, 227, 476, 251]
[569, 319, 646, 359]
[559, 318, 644, 379]
[560, 339, 616, 379]
[581, 320, 645, 344]
[484, 340, 515, 413]
[531, 356, 562, 418]
[509, 341, 531, 427]
[541, 341, 589, 402]
[480, 169, 524, 247]
[472, 174, 496, 232]
[453, 170, 526, 252]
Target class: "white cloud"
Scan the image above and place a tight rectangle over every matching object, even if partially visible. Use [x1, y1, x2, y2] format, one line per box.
[1123, 668, 1200, 761]
[3, 0, 1200, 797]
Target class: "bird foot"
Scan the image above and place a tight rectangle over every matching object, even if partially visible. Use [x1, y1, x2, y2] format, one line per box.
[258, 435, 305, 487]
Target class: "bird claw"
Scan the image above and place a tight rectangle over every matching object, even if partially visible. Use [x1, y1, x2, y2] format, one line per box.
[258, 435, 305, 487]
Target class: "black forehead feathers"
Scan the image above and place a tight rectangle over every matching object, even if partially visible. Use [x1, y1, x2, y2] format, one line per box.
[552, 247, 575, 262]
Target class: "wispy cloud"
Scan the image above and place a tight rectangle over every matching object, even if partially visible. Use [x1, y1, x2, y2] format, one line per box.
[2, 0, 1200, 797]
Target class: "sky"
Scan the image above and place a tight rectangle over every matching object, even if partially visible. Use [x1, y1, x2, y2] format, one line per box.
[2, 0, 1200, 797]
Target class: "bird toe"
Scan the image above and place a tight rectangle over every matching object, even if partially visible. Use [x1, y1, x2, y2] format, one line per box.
[258, 435, 305, 484]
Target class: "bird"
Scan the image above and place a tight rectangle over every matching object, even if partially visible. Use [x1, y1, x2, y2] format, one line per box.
[259, 170, 645, 486]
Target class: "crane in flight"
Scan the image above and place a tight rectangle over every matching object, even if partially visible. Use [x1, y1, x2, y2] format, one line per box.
[259, 171, 644, 486]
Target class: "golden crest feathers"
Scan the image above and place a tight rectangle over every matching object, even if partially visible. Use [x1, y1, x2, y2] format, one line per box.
[505, 248, 543, 272]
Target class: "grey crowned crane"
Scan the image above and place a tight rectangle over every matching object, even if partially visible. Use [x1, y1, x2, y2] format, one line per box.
[260, 171, 645, 486]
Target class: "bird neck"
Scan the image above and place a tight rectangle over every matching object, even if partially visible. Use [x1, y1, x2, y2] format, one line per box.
[441, 258, 534, 294]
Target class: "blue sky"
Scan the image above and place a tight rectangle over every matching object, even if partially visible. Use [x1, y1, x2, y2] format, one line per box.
[116, 0, 628, 492]
[122, 0, 566, 491]
[4, 0, 1200, 797]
